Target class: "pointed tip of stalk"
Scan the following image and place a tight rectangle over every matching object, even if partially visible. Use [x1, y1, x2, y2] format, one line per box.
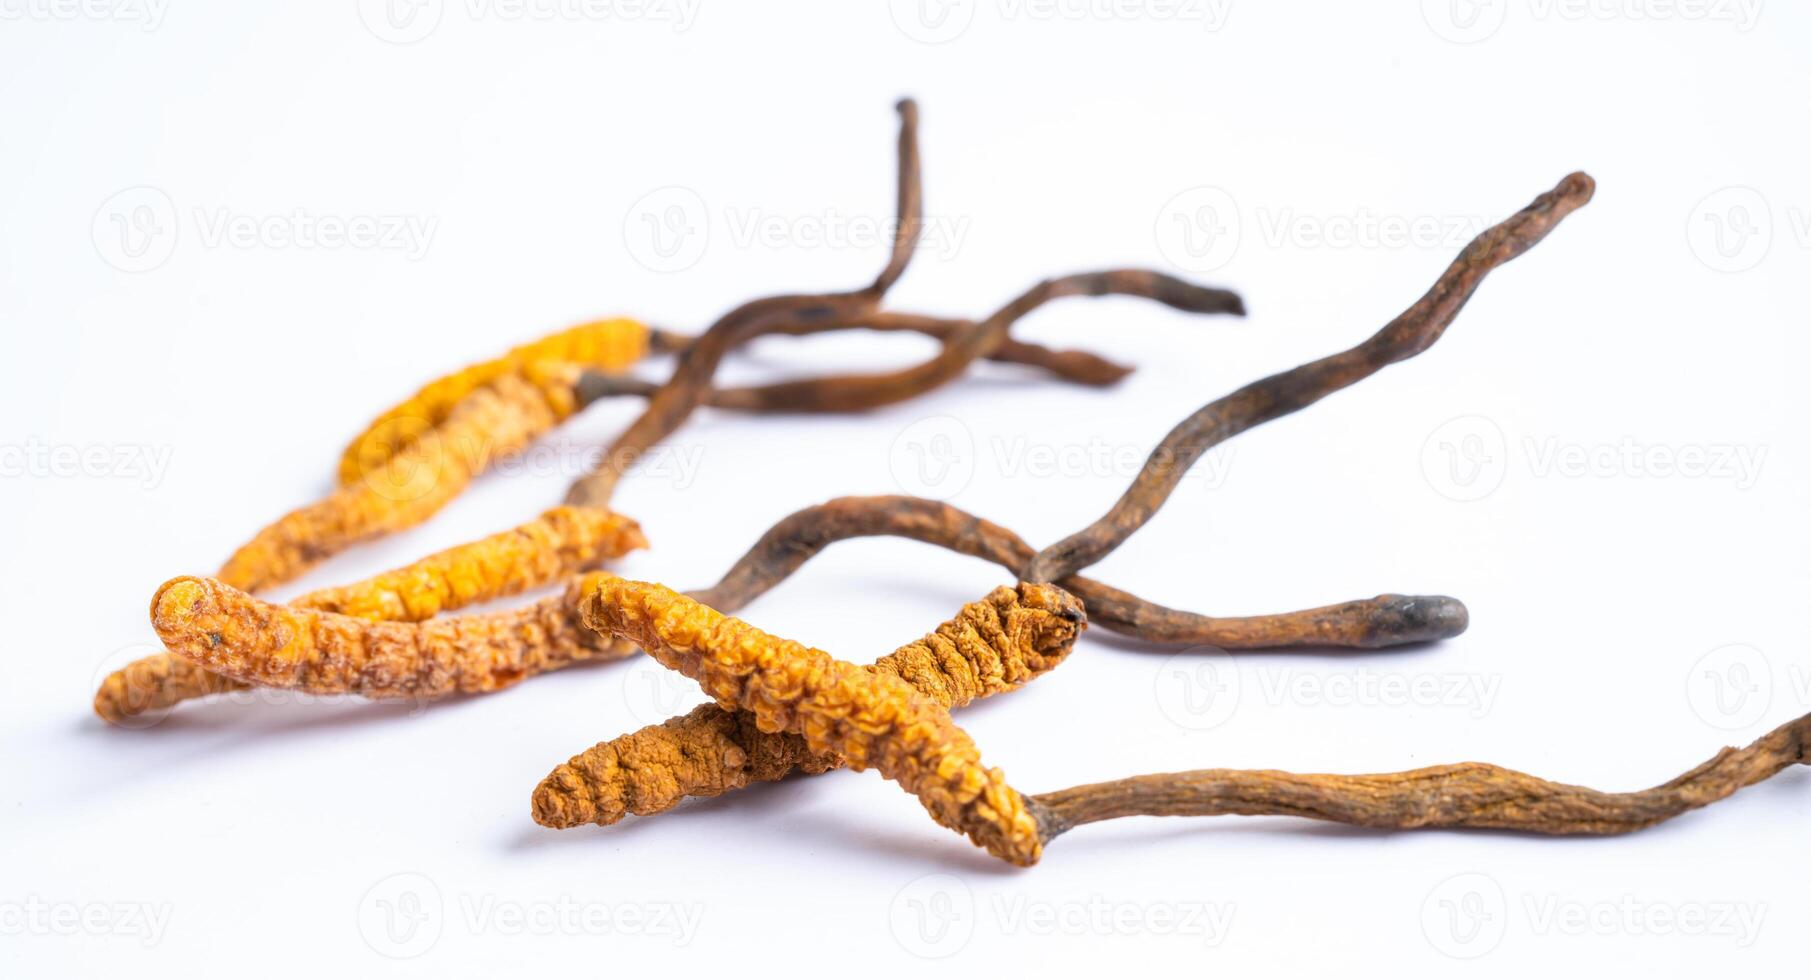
[1561, 171, 1596, 201]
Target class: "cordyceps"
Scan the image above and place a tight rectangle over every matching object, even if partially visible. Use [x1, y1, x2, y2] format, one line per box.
[532, 582, 1086, 828]
[93, 506, 646, 722]
[337, 317, 655, 487]
[220, 362, 586, 593]
[528, 494, 1468, 828]
[577, 576, 1811, 866]
[149, 572, 637, 699]
[576, 575, 1048, 864]
[101, 96, 1250, 724]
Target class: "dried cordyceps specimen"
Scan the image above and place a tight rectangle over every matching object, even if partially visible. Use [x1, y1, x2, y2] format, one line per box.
[221, 363, 583, 593]
[339, 317, 650, 485]
[528, 494, 1461, 829]
[581, 574, 1811, 866]
[1026, 171, 1598, 583]
[693, 495, 1466, 650]
[151, 572, 636, 699]
[563, 100, 1243, 508]
[532, 582, 1084, 828]
[579, 575, 1048, 864]
[294, 506, 646, 621]
[95, 506, 643, 720]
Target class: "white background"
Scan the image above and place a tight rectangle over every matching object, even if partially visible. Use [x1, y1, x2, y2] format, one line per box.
[3, 2, 1807, 976]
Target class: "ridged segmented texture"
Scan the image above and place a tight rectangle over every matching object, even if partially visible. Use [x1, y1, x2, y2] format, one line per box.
[338, 318, 648, 485]
[533, 583, 1084, 829]
[220, 366, 583, 594]
[151, 572, 635, 699]
[578, 577, 1059, 866]
[95, 502, 643, 723]
[295, 506, 646, 621]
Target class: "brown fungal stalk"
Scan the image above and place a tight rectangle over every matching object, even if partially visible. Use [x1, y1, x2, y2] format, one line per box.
[692, 495, 1466, 650]
[563, 99, 1243, 509]
[576, 575, 1811, 866]
[609, 313, 1138, 395]
[1026, 718, 1811, 842]
[1026, 170, 1597, 583]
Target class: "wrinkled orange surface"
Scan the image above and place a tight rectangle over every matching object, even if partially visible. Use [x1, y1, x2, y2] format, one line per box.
[581, 577, 1070, 866]
[535, 583, 1083, 829]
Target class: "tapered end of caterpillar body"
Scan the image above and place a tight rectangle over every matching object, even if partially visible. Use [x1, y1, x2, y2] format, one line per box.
[532, 763, 613, 829]
[1011, 581, 1088, 657]
[1356, 594, 1469, 648]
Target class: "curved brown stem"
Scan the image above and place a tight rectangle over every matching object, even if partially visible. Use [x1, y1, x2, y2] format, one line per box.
[1026, 172, 1596, 583]
[1030, 710, 1811, 843]
[574, 316, 1133, 411]
[695, 271, 1242, 415]
[564, 100, 926, 510]
[692, 496, 1465, 650]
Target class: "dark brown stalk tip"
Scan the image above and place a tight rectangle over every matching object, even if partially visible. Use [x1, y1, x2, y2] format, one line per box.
[1355, 594, 1469, 648]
